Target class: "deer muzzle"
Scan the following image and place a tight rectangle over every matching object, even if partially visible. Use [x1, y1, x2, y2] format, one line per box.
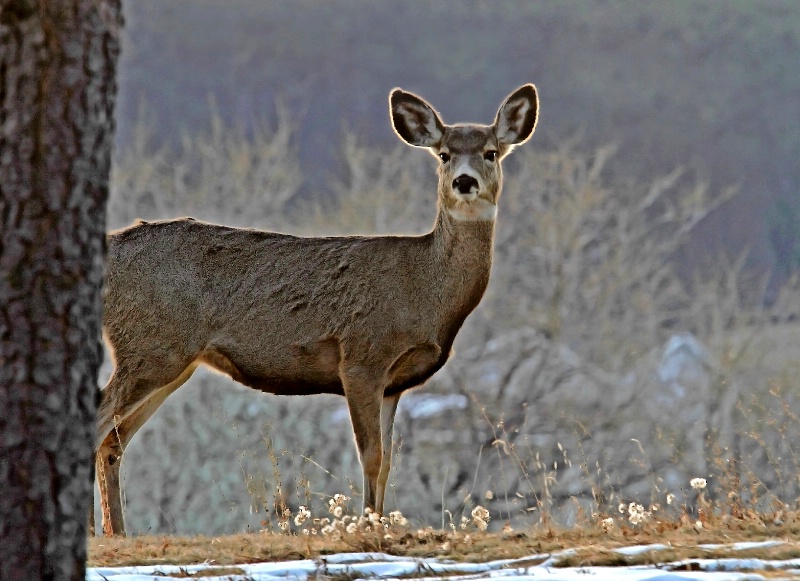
[452, 174, 479, 195]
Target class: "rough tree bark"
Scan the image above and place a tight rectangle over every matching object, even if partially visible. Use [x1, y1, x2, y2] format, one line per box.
[0, 1, 122, 579]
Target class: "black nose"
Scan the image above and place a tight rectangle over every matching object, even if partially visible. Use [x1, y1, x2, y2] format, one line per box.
[452, 175, 479, 194]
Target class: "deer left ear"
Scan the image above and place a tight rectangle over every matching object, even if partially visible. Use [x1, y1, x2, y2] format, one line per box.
[390, 88, 445, 148]
[494, 84, 538, 148]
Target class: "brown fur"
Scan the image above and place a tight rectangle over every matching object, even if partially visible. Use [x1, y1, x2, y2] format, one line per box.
[94, 85, 538, 535]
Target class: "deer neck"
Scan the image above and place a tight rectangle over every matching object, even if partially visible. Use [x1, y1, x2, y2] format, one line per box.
[430, 204, 495, 316]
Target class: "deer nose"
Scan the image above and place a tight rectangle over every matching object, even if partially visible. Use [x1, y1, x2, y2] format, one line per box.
[452, 175, 479, 194]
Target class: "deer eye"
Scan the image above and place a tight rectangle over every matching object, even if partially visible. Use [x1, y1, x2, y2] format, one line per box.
[484, 150, 498, 162]
[438, 152, 451, 163]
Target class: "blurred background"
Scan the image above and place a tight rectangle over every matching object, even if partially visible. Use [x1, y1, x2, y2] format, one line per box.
[101, 0, 800, 534]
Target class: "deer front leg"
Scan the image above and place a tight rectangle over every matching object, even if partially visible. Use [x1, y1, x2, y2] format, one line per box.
[376, 393, 401, 515]
[342, 367, 385, 513]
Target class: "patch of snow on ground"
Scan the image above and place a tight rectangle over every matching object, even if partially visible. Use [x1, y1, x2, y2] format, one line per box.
[399, 392, 470, 419]
[614, 543, 669, 555]
[87, 542, 798, 581]
[698, 540, 785, 551]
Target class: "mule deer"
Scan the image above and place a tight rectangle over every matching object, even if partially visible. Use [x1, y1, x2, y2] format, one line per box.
[94, 84, 538, 536]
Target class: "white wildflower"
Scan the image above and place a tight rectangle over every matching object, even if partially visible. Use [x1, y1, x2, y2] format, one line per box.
[471, 505, 490, 521]
[471, 506, 490, 531]
[627, 502, 650, 526]
[690, 477, 707, 490]
[294, 505, 311, 527]
[346, 522, 357, 534]
[666, 493, 675, 505]
[601, 517, 615, 532]
[389, 511, 408, 527]
[321, 525, 342, 541]
[328, 494, 349, 516]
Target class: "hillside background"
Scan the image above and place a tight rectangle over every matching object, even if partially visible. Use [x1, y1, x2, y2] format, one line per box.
[100, 0, 800, 534]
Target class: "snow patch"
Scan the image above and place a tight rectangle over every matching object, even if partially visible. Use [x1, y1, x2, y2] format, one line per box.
[87, 545, 781, 581]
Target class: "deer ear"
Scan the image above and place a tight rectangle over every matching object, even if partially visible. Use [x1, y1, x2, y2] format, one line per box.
[390, 88, 445, 148]
[494, 84, 538, 148]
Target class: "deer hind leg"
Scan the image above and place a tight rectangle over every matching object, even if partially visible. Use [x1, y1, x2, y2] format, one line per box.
[376, 393, 401, 515]
[94, 362, 198, 536]
[341, 367, 386, 514]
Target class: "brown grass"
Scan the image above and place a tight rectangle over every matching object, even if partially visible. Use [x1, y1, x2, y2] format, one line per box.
[88, 516, 800, 569]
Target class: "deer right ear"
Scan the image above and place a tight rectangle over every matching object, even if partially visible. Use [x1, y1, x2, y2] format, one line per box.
[390, 89, 445, 148]
[494, 84, 538, 148]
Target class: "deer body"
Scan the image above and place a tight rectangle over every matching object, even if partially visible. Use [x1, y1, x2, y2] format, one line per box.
[95, 85, 538, 535]
[103, 217, 491, 398]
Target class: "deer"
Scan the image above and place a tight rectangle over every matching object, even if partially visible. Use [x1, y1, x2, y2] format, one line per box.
[93, 84, 538, 536]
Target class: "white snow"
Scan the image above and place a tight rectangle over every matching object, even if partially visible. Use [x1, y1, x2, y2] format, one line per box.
[614, 543, 670, 555]
[330, 392, 469, 423]
[399, 392, 469, 419]
[698, 540, 785, 551]
[87, 541, 792, 581]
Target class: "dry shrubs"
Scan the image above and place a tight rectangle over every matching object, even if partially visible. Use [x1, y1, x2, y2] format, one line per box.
[591, 471, 800, 542]
[109, 102, 301, 231]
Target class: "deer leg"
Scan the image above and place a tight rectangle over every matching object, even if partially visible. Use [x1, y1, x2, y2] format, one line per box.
[96, 429, 125, 536]
[342, 368, 385, 514]
[94, 363, 197, 536]
[89, 493, 95, 536]
[375, 393, 401, 515]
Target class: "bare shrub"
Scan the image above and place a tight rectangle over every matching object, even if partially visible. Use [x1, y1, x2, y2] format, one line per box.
[296, 132, 435, 237]
[109, 101, 301, 230]
[494, 141, 736, 372]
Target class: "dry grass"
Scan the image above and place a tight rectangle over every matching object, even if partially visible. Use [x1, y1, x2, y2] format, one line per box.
[88, 513, 800, 569]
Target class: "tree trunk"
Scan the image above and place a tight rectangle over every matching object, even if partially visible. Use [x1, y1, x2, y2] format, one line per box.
[0, 1, 122, 579]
